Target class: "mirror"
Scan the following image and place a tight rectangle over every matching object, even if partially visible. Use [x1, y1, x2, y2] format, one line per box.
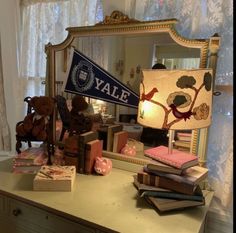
[45, 11, 220, 170]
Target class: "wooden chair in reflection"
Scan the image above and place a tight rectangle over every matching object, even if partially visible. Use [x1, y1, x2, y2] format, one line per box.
[55, 95, 92, 138]
[55, 95, 71, 142]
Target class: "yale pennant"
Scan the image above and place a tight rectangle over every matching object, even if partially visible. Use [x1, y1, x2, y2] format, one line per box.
[63, 48, 139, 108]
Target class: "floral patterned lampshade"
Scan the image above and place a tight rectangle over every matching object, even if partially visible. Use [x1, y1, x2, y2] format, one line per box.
[137, 69, 213, 130]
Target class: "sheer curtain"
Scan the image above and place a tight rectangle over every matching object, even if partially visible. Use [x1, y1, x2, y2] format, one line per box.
[17, 0, 103, 119]
[0, 36, 11, 151]
[128, 0, 233, 209]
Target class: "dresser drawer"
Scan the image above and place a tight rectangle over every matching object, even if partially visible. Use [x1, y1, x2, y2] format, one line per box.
[8, 198, 96, 233]
[0, 194, 3, 212]
[0, 194, 6, 213]
[45, 213, 96, 233]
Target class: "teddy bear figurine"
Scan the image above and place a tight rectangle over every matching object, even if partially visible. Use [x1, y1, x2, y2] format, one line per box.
[16, 96, 55, 141]
[69, 95, 93, 135]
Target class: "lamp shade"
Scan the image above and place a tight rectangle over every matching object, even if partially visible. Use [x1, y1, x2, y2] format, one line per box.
[137, 69, 213, 130]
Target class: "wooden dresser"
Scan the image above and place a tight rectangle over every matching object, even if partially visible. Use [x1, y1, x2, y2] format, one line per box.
[0, 158, 213, 233]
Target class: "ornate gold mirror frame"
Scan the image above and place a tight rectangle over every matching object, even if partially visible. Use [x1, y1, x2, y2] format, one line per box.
[45, 11, 220, 171]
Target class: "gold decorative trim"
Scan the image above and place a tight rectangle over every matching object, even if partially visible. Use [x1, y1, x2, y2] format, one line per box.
[96, 10, 140, 25]
[191, 129, 198, 155]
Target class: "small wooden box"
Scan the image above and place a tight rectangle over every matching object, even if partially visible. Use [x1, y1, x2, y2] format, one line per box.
[33, 165, 76, 191]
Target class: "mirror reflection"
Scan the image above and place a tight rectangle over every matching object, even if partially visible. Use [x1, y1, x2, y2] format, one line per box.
[54, 32, 201, 156]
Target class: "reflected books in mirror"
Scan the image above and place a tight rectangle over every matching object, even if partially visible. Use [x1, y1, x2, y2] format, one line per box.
[106, 124, 123, 151]
[112, 131, 128, 153]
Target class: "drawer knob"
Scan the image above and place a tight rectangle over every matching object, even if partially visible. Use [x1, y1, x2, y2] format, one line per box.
[12, 208, 21, 216]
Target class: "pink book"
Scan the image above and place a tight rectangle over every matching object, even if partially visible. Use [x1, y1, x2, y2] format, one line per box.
[14, 147, 47, 163]
[144, 146, 198, 169]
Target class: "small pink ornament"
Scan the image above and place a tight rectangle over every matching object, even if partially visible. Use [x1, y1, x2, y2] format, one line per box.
[94, 157, 112, 175]
[121, 144, 136, 156]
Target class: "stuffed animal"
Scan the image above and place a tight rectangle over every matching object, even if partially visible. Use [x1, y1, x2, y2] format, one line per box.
[69, 95, 92, 135]
[16, 96, 55, 140]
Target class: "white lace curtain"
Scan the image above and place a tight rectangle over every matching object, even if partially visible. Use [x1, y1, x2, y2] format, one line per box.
[19, 0, 103, 79]
[128, 0, 233, 209]
[17, 0, 103, 119]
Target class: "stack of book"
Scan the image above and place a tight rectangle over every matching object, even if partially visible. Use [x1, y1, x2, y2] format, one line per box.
[12, 147, 48, 174]
[63, 131, 104, 174]
[133, 146, 208, 213]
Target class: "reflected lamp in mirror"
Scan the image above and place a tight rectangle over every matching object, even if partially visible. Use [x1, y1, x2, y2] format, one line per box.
[137, 69, 213, 155]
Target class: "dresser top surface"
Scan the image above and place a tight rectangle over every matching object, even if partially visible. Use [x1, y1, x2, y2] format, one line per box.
[0, 158, 213, 233]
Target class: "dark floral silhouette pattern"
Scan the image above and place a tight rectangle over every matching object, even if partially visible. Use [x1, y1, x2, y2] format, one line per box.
[140, 72, 212, 129]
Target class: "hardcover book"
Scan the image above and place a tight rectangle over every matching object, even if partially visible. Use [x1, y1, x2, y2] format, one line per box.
[33, 165, 76, 191]
[13, 147, 48, 174]
[112, 131, 128, 153]
[78, 131, 98, 174]
[133, 175, 204, 202]
[144, 165, 208, 186]
[106, 124, 123, 151]
[64, 135, 79, 157]
[145, 196, 205, 213]
[174, 140, 191, 150]
[137, 170, 196, 195]
[12, 163, 42, 174]
[176, 132, 192, 142]
[85, 139, 103, 174]
[64, 155, 78, 172]
[14, 147, 47, 163]
[97, 125, 109, 150]
[146, 160, 183, 175]
[144, 146, 198, 169]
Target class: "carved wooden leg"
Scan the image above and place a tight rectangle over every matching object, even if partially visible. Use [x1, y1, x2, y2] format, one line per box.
[47, 143, 55, 165]
[59, 127, 66, 142]
[16, 140, 22, 154]
[28, 141, 32, 148]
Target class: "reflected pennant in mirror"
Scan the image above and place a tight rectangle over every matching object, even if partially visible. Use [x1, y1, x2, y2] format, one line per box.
[62, 48, 139, 108]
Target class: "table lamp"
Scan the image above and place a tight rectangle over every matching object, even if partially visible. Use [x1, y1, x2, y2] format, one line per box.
[137, 69, 213, 155]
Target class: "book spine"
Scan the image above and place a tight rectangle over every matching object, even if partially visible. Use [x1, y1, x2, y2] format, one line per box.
[146, 164, 182, 175]
[144, 167, 194, 186]
[137, 172, 195, 195]
[78, 132, 98, 174]
[140, 191, 204, 202]
[112, 131, 128, 153]
[107, 125, 123, 151]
